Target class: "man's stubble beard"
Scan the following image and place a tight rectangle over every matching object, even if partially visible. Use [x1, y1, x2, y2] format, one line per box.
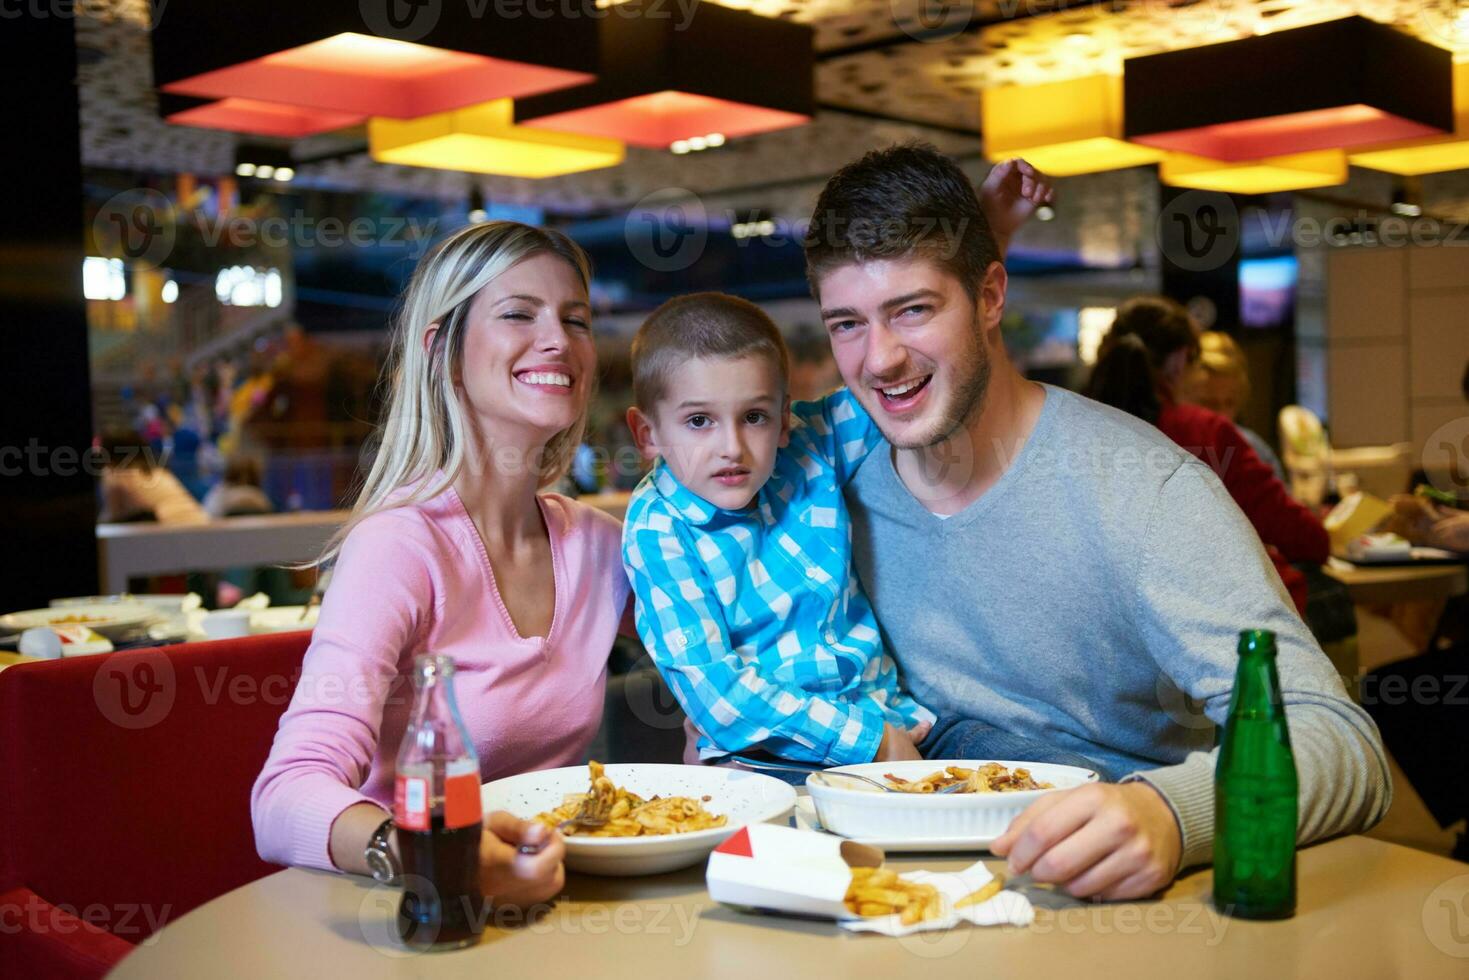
[885, 325, 992, 452]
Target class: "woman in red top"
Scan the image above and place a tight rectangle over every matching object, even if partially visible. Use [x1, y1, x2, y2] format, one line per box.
[1084, 296, 1327, 612]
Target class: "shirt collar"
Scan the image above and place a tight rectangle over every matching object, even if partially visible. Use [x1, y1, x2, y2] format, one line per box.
[653, 460, 755, 527]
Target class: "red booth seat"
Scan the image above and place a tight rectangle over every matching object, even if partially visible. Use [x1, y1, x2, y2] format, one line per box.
[0, 632, 311, 979]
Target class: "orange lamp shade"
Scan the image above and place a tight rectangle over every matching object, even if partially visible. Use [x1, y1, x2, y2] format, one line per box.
[161, 96, 363, 138]
[981, 75, 1163, 177]
[151, 4, 598, 121]
[523, 91, 807, 149]
[1159, 150, 1348, 195]
[515, 0, 813, 149]
[1351, 63, 1469, 176]
[1125, 17, 1453, 161]
[368, 100, 625, 178]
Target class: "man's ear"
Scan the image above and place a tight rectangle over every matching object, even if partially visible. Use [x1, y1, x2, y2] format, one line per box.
[978, 261, 1008, 343]
[778, 395, 793, 449]
[627, 406, 660, 462]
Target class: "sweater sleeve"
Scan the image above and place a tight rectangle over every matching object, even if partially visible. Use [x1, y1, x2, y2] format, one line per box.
[1126, 462, 1391, 869]
[1205, 416, 1329, 564]
[249, 512, 438, 871]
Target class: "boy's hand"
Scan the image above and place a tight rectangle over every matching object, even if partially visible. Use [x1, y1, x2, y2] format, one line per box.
[875, 723, 923, 761]
[979, 158, 1055, 258]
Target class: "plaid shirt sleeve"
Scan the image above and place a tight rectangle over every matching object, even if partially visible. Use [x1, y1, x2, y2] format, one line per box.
[788, 387, 884, 487]
[623, 514, 887, 766]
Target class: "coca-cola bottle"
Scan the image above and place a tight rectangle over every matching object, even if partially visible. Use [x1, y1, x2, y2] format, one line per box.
[394, 653, 484, 950]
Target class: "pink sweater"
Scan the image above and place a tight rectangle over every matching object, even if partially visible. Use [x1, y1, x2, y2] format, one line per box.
[251, 487, 630, 871]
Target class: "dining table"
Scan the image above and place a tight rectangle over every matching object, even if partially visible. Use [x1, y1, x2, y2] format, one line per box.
[108, 833, 1469, 979]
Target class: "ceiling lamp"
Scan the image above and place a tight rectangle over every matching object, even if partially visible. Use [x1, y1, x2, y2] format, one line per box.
[981, 74, 1163, 176]
[1125, 17, 1453, 161]
[1351, 62, 1469, 175]
[368, 100, 624, 178]
[1159, 150, 1348, 195]
[160, 94, 362, 139]
[514, 0, 812, 149]
[151, 2, 597, 121]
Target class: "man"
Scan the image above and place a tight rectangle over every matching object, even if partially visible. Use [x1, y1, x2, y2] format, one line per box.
[806, 143, 1390, 900]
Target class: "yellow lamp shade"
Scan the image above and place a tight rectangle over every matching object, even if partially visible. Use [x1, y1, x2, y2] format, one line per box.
[1159, 149, 1348, 194]
[369, 100, 624, 178]
[1350, 63, 1469, 176]
[981, 75, 1164, 177]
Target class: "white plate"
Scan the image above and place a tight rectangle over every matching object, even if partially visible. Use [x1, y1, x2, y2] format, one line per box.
[806, 760, 1097, 843]
[791, 797, 996, 852]
[482, 763, 797, 877]
[0, 602, 159, 639]
[248, 606, 319, 634]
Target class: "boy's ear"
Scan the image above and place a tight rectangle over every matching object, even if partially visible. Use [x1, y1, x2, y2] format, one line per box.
[626, 406, 660, 461]
[778, 395, 793, 449]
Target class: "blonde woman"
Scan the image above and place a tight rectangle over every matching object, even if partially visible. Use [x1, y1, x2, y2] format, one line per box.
[251, 222, 628, 908]
[1186, 330, 1285, 481]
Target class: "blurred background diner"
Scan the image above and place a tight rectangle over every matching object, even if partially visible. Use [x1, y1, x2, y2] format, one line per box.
[2, 6, 1467, 961]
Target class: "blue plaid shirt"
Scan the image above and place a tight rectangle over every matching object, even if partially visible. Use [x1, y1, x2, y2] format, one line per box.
[622, 388, 936, 766]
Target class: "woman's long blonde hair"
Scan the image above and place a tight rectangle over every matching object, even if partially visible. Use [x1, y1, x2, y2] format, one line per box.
[315, 220, 593, 566]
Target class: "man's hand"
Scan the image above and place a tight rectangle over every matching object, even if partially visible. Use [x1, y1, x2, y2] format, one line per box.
[978, 158, 1056, 258]
[479, 811, 566, 910]
[990, 782, 1182, 900]
[874, 723, 923, 762]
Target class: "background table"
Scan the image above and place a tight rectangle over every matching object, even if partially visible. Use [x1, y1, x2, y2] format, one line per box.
[1323, 557, 1468, 606]
[110, 836, 1469, 979]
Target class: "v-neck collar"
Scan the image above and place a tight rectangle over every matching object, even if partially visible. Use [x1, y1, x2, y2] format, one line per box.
[446, 482, 563, 646]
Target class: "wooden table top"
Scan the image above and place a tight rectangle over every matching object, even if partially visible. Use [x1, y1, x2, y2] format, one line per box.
[109, 835, 1469, 979]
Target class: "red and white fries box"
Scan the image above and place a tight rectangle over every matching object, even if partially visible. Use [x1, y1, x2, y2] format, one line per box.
[706, 824, 883, 919]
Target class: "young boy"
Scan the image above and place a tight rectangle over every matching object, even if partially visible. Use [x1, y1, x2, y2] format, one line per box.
[621, 292, 932, 768]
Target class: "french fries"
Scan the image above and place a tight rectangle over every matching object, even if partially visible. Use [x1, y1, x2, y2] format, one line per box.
[844, 867, 942, 925]
[845, 868, 1008, 924]
[534, 761, 728, 837]
[883, 763, 1052, 794]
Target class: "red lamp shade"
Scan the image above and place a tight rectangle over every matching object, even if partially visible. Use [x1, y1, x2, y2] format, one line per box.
[160, 94, 363, 139]
[1124, 17, 1453, 161]
[151, 2, 598, 121]
[515, 0, 813, 149]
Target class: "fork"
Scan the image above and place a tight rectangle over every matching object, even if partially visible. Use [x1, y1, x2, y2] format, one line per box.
[728, 756, 966, 794]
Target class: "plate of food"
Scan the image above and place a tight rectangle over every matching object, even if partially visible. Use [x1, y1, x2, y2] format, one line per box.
[805, 760, 1097, 846]
[483, 761, 797, 876]
[0, 602, 159, 640]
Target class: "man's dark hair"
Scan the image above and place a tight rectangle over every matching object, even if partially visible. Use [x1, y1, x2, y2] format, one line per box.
[803, 141, 1000, 302]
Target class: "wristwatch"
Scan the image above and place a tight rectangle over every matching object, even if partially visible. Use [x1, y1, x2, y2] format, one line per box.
[365, 817, 401, 885]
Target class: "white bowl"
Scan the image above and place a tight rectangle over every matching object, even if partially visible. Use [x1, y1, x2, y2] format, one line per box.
[482, 763, 797, 876]
[1, 602, 159, 640]
[806, 760, 1098, 844]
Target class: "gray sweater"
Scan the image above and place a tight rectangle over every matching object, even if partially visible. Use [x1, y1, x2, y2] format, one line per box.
[845, 385, 1391, 868]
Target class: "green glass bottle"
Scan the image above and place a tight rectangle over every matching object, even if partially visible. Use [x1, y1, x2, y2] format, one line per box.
[1213, 629, 1298, 919]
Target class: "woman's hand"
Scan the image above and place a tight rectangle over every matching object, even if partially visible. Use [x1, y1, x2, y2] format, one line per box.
[979, 158, 1056, 258]
[479, 811, 566, 910]
[875, 723, 923, 762]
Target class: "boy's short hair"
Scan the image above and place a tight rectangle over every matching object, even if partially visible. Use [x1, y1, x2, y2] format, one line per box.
[631, 292, 790, 413]
[803, 141, 999, 302]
